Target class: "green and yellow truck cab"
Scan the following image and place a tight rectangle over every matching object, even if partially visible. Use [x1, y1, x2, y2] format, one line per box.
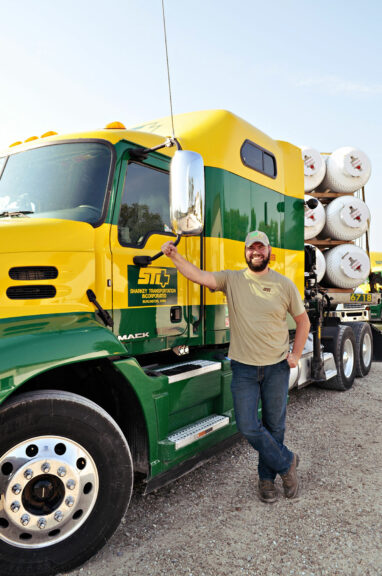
[0, 110, 376, 575]
[357, 252, 382, 322]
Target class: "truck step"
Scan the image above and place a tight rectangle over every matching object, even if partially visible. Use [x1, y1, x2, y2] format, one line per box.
[167, 414, 229, 449]
[148, 359, 221, 383]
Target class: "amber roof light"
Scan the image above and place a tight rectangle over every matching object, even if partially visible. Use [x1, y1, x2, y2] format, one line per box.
[105, 121, 126, 129]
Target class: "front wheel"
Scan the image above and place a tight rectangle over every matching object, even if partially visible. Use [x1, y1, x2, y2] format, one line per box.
[0, 390, 133, 576]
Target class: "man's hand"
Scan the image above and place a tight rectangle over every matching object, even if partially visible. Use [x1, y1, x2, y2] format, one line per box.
[162, 241, 178, 259]
[161, 240, 217, 290]
[286, 352, 299, 368]
[287, 311, 310, 369]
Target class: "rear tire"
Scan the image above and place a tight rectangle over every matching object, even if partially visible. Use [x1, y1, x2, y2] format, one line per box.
[319, 325, 356, 391]
[345, 322, 373, 377]
[0, 390, 133, 576]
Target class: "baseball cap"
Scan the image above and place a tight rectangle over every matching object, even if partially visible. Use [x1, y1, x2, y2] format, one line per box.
[245, 230, 270, 247]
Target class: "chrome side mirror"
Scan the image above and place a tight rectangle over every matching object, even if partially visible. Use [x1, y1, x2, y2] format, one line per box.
[170, 150, 205, 236]
[133, 150, 205, 267]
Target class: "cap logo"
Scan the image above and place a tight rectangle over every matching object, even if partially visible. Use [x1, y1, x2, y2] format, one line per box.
[245, 230, 270, 247]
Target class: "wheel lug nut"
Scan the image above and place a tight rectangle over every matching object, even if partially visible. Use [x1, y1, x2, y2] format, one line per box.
[65, 496, 74, 507]
[24, 469, 33, 480]
[54, 510, 63, 523]
[67, 479, 76, 490]
[57, 466, 66, 477]
[37, 518, 47, 529]
[12, 484, 22, 495]
[41, 462, 51, 473]
[10, 501, 20, 513]
[20, 514, 30, 526]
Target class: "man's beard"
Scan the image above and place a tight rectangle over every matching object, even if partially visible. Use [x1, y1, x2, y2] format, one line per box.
[246, 250, 270, 272]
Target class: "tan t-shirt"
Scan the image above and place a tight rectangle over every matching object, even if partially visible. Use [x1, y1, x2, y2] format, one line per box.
[212, 268, 305, 366]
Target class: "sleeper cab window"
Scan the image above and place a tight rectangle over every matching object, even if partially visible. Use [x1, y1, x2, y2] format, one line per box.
[240, 140, 277, 178]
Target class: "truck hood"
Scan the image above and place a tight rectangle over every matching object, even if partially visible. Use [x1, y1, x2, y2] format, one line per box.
[0, 218, 95, 254]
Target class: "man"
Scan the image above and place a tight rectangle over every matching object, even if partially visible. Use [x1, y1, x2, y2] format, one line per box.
[161, 230, 310, 503]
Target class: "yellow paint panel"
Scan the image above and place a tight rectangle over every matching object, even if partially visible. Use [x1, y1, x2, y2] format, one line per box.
[185, 235, 202, 306]
[277, 141, 304, 200]
[0, 218, 94, 254]
[2, 111, 303, 200]
[370, 251, 382, 269]
[284, 248, 305, 299]
[0, 251, 95, 319]
[131, 110, 292, 195]
[204, 237, 304, 304]
[0, 220, 113, 319]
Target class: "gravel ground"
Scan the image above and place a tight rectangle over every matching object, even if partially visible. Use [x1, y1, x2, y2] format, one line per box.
[64, 362, 382, 576]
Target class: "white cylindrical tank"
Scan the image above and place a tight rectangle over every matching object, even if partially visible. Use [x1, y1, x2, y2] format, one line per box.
[320, 195, 370, 241]
[302, 147, 326, 192]
[324, 244, 370, 289]
[320, 147, 371, 193]
[305, 244, 326, 283]
[304, 195, 326, 240]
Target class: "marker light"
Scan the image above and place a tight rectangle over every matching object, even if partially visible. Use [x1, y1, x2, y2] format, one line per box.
[105, 121, 126, 129]
[41, 131, 58, 138]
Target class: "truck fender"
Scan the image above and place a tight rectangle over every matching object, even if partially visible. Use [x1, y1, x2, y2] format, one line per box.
[0, 313, 127, 403]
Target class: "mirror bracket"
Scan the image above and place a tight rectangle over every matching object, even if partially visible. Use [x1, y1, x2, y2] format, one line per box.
[128, 137, 182, 161]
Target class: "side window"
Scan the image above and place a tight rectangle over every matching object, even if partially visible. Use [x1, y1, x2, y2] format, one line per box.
[118, 162, 171, 246]
[240, 140, 277, 178]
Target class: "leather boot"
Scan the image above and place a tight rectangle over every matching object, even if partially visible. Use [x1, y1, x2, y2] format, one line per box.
[280, 454, 300, 498]
[258, 479, 277, 503]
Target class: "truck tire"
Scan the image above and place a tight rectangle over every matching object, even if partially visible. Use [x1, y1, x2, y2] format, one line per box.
[0, 390, 133, 576]
[319, 325, 356, 391]
[346, 322, 373, 377]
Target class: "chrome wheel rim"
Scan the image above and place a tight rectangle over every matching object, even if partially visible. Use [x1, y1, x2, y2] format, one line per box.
[343, 339, 355, 378]
[0, 436, 99, 549]
[362, 332, 372, 368]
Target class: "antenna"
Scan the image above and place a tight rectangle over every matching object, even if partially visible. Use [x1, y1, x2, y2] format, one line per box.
[161, 0, 176, 139]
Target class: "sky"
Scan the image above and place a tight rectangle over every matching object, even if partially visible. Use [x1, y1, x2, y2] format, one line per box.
[1, 0, 381, 248]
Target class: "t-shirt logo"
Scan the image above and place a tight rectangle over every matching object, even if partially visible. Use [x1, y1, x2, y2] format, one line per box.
[263, 287, 271, 293]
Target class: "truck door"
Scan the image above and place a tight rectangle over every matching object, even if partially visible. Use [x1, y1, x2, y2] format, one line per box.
[110, 152, 191, 354]
[110, 149, 229, 451]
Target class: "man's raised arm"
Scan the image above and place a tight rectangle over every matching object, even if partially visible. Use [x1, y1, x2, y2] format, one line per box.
[161, 241, 217, 291]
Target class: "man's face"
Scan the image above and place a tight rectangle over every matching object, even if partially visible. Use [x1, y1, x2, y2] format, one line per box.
[245, 241, 271, 272]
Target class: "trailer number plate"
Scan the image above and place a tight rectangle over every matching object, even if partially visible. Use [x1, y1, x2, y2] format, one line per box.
[350, 294, 373, 302]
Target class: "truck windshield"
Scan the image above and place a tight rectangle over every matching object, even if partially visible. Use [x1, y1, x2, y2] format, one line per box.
[0, 142, 112, 225]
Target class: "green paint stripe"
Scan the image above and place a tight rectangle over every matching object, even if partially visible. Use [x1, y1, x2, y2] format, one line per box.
[204, 167, 304, 251]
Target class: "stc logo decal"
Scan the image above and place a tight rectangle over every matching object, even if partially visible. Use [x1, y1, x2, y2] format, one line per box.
[137, 268, 171, 288]
[128, 265, 177, 307]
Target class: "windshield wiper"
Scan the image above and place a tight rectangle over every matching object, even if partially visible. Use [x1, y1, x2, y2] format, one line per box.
[0, 211, 34, 218]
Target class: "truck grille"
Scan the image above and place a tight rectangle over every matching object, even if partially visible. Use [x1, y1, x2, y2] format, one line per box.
[6, 286, 56, 299]
[9, 266, 58, 280]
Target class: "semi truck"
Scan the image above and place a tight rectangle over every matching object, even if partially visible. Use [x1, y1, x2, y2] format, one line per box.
[0, 110, 379, 575]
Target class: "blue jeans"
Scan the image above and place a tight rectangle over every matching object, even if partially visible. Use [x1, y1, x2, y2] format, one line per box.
[231, 359, 293, 481]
